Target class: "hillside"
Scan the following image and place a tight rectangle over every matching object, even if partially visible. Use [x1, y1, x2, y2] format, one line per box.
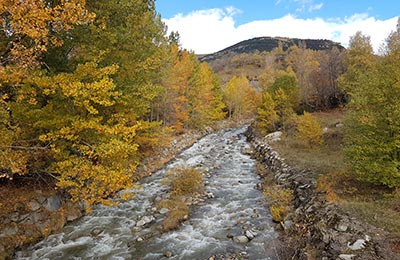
[199, 36, 344, 63]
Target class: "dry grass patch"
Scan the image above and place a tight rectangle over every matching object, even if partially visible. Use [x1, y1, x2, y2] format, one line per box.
[159, 166, 203, 231]
[157, 196, 190, 231]
[164, 166, 203, 196]
[271, 109, 345, 177]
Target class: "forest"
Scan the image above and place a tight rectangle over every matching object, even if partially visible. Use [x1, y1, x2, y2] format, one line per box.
[1, 0, 399, 210]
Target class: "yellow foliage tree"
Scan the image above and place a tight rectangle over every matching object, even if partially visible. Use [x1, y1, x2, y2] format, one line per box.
[257, 92, 278, 134]
[224, 75, 259, 120]
[296, 112, 323, 147]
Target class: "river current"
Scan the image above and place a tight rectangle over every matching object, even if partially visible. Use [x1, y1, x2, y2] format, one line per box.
[15, 126, 278, 260]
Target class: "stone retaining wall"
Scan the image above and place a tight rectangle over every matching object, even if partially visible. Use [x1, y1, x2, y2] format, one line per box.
[246, 126, 396, 260]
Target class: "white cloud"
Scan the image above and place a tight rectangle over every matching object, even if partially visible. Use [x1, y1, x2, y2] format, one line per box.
[309, 3, 323, 12]
[163, 8, 398, 54]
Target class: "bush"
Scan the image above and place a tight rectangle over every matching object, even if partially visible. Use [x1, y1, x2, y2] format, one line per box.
[264, 185, 294, 223]
[159, 166, 203, 231]
[164, 166, 203, 195]
[158, 196, 190, 231]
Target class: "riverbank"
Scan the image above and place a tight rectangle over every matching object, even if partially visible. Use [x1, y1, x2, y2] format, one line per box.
[0, 120, 246, 259]
[246, 124, 400, 259]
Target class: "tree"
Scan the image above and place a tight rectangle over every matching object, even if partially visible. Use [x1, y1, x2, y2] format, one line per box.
[340, 31, 400, 187]
[287, 46, 320, 109]
[0, 0, 170, 207]
[296, 112, 323, 147]
[224, 76, 259, 120]
[257, 92, 278, 134]
[187, 61, 225, 128]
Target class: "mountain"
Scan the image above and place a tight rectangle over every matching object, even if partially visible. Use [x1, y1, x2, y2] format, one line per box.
[199, 36, 344, 63]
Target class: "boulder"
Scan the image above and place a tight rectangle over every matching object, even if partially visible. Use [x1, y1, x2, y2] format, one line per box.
[136, 216, 155, 227]
[245, 229, 257, 240]
[233, 235, 249, 243]
[264, 131, 282, 142]
[45, 195, 61, 212]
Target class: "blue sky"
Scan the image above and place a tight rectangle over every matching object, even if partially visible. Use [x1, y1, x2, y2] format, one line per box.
[156, 0, 399, 54]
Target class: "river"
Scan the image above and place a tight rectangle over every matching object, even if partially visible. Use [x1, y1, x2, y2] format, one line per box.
[15, 126, 279, 260]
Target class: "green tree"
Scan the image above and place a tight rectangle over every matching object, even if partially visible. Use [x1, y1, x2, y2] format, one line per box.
[340, 31, 400, 187]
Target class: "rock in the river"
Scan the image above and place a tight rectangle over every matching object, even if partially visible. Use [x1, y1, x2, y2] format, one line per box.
[136, 216, 155, 227]
[245, 229, 257, 240]
[206, 192, 215, 199]
[163, 251, 173, 258]
[90, 228, 103, 236]
[233, 235, 249, 243]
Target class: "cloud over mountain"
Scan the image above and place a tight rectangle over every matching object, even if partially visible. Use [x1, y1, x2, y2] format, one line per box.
[163, 7, 397, 54]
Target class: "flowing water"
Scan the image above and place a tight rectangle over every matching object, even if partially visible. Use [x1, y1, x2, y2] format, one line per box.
[15, 127, 279, 260]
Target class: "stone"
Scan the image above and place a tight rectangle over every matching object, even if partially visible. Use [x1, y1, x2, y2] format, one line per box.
[338, 254, 356, 260]
[240, 251, 249, 259]
[335, 222, 349, 232]
[159, 208, 169, 215]
[0, 226, 18, 237]
[137, 237, 144, 242]
[206, 192, 215, 199]
[154, 196, 162, 203]
[347, 238, 367, 251]
[37, 197, 47, 204]
[284, 220, 294, 229]
[45, 195, 61, 211]
[136, 216, 155, 227]
[29, 200, 42, 211]
[245, 230, 257, 240]
[264, 131, 282, 142]
[65, 207, 83, 222]
[233, 235, 249, 243]
[91, 228, 103, 236]
[163, 251, 173, 258]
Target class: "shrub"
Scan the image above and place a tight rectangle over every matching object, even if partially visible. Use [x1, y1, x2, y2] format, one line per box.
[264, 185, 294, 223]
[158, 196, 190, 231]
[164, 166, 203, 195]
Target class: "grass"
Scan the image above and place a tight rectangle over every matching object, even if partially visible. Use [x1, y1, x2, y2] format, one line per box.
[268, 108, 400, 236]
[157, 196, 190, 231]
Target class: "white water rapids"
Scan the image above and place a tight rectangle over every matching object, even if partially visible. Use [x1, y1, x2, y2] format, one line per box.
[15, 126, 279, 260]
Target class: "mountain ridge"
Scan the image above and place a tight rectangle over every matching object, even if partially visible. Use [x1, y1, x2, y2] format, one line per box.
[199, 36, 344, 63]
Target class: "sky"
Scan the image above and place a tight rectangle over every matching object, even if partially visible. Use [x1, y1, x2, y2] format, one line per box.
[155, 0, 399, 54]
